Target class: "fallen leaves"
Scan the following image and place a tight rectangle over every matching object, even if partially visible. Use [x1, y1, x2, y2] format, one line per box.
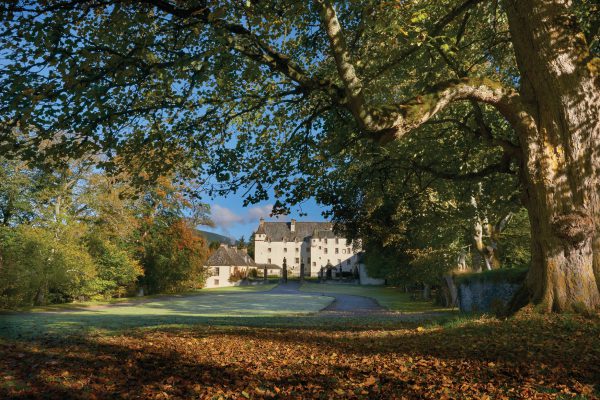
[0, 314, 598, 399]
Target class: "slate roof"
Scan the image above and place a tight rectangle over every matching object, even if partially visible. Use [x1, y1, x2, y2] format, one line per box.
[256, 221, 333, 241]
[205, 245, 256, 266]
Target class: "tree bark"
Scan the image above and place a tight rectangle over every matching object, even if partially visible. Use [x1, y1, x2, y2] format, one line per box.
[316, 0, 599, 312]
[504, 0, 600, 312]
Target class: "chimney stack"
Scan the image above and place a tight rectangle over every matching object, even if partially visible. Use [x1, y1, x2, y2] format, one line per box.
[259, 217, 265, 228]
[290, 219, 296, 233]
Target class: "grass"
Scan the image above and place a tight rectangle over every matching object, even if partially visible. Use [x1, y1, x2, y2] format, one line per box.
[300, 283, 454, 314]
[2, 282, 598, 398]
[6, 283, 278, 313]
[0, 287, 331, 339]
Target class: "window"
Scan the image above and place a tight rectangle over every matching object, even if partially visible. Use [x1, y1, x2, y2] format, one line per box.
[342, 249, 346, 254]
[324, 238, 328, 244]
[318, 246, 321, 250]
[214, 279, 219, 286]
[324, 248, 328, 254]
[335, 238, 339, 244]
[335, 248, 339, 254]
[268, 258, 271, 264]
[307, 257, 311, 264]
[295, 247, 299, 253]
[284, 248, 287, 253]
[312, 262, 316, 266]
[295, 258, 300, 264]
[214, 267, 220, 276]
[268, 248, 271, 253]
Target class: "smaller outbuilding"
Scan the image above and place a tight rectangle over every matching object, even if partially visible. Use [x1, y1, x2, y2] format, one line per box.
[204, 244, 256, 288]
[204, 244, 281, 288]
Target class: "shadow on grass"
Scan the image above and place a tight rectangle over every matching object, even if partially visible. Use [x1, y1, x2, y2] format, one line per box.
[1, 315, 598, 399]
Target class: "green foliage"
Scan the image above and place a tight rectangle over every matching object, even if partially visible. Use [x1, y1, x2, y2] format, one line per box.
[497, 209, 531, 268]
[0, 224, 97, 307]
[0, 155, 211, 307]
[236, 235, 247, 249]
[85, 234, 144, 299]
[247, 232, 256, 259]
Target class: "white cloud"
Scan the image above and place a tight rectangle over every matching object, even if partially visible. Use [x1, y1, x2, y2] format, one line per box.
[210, 204, 245, 228]
[210, 204, 276, 228]
[246, 204, 274, 221]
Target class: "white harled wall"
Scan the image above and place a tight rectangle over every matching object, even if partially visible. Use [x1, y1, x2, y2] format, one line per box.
[254, 225, 361, 277]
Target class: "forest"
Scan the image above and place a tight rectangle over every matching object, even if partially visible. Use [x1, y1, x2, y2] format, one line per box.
[0, 155, 210, 307]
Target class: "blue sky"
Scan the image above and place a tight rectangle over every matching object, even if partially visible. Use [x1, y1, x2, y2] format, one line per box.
[201, 194, 328, 241]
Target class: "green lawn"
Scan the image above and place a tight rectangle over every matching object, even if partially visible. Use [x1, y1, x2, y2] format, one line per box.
[200, 284, 278, 293]
[12, 283, 278, 313]
[0, 289, 332, 339]
[300, 283, 454, 313]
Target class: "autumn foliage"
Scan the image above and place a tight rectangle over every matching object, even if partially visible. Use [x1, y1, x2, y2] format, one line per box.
[139, 219, 209, 294]
[1, 314, 598, 399]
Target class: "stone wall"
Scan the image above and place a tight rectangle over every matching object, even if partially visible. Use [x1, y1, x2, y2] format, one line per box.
[358, 264, 385, 285]
[456, 268, 527, 313]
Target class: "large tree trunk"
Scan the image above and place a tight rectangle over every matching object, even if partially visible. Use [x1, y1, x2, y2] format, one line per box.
[505, 0, 600, 312]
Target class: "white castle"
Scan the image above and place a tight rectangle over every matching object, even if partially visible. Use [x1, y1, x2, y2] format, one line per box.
[253, 218, 361, 277]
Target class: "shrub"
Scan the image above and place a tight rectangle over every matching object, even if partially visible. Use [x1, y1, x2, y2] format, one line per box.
[86, 234, 143, 298]
[0, 225, 97, 307]
[228, 268, 247, 283]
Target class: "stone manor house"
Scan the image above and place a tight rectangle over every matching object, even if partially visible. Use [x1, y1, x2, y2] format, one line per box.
[253, 218, 361, 277]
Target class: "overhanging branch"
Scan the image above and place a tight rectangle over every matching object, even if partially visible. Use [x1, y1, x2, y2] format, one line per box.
[370, 77, 525, 144]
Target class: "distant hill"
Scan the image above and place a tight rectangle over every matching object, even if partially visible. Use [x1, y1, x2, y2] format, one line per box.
[197, 230, 234, 245]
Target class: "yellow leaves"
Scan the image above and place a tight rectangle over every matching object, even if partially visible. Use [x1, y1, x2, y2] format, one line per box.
[362, 375, 378, 387]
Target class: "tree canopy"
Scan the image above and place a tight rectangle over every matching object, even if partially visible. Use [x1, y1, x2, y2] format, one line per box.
[1, 0, 599, 312]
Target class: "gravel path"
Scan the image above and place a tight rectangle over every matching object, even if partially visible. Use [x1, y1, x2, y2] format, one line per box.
[269, 281, 385, 313]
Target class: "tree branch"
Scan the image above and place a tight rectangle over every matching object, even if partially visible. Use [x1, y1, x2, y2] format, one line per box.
[370, 0, 485, 81]
[370, 77, 525, 144]
[141, 0, 343, 100]
[315, 0, 374, 130]
[413, 152, 513, 182]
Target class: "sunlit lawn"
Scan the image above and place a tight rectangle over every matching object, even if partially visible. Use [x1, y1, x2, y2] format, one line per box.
[0, 288, 332, 339]
[12, 283, 279, 313]
[300, 283, 454, 313]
